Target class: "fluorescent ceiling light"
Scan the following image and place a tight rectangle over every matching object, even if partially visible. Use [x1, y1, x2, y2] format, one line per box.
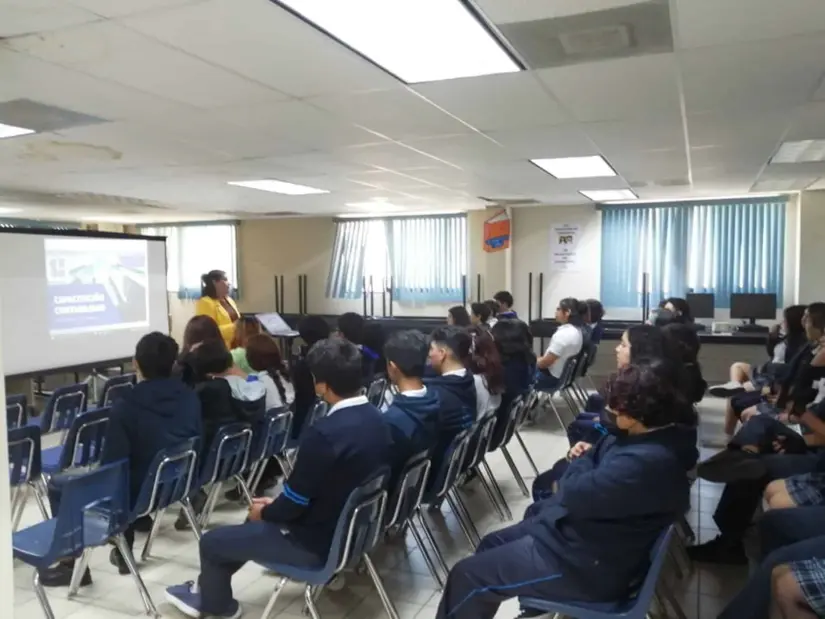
[0, 122, 35, 139]
[228, 179, 329, 195]
[0, 207, 22, 214]
[276, 0, 520, 83]
[771, 140, 825, 164]
[532, 155, 617, 179]
[579, 189, 638, 202]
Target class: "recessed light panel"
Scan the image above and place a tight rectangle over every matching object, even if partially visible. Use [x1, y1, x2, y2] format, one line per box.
[0, 207, 23, 214]
[0, 122, 35, 139]
[531, 155, 617, 179]
[275, 0, 520, 83]
[228, 180, 329, 195]
[771, 140, 825, 164]
[579, 189, 638, 202]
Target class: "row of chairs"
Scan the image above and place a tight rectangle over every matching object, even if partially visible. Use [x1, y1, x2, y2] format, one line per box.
[6, 372, 136, 431]
[526, 343, 597, 430]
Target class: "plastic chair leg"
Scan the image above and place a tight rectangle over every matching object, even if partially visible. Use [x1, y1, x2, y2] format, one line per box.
[415, 510, 450, 579]
[514, 431, 540, 476]
[32, 569, 56, 619]
[480, 460, 512, 521]
[407, 518, 445, 589]
[260, 576, 288, 619]
[141, 507, 168, 561]
[500, 446, 529, 497]
[115, 533, 160, 617]
[364, 554, 400, 619]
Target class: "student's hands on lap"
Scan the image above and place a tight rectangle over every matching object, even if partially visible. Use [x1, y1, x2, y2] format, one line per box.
[567, 441, 592, 460]
[248, 497, 273, 521]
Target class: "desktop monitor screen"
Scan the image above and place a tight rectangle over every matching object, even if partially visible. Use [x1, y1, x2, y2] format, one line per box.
[686, 293, 715, 319]
[730, 293, 778, 320]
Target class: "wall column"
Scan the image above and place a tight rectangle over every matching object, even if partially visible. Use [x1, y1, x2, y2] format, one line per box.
[0, 300, 16, 615]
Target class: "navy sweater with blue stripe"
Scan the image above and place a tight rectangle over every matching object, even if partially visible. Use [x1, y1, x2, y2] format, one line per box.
[262, 401, 392, 557]
[423, 372, 476, 487]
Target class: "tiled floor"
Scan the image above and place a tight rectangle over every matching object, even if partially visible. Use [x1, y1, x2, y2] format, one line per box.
[12, 400, 748, 619]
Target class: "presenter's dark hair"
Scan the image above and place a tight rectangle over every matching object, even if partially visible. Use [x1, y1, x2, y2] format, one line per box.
[181, 315, 222, 355]
[136, 332, 179, 380]
[201, 270, 227, 299]
[307, 338, 363, 397]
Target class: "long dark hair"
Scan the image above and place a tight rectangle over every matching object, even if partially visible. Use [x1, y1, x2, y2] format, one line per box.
[664, 297, 693, 323]
[448, 306, 472, 327]
[558, 297, 583, 326]
[626, 324, 669, 362]
[181, 315, 222, 355]
[785, 305, 807, 338]
[468, 326, 505, 394]
[201, 270, 227, 299]
[492, 319, 535, 366]
[246, 334, 290, 404]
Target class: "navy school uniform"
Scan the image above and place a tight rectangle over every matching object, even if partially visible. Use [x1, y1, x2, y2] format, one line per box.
[383, 387, 441, 488]
[490, 358, 535, 448]
[423, 371, 477, 489]
[192, 396, 392, 614]
[435, 424, 697, 619]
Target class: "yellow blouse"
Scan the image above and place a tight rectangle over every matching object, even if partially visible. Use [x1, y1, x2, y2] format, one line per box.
[194, 295, 240, 347]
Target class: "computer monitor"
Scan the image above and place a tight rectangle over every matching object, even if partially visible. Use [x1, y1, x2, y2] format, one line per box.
[730, 293, 778, 323]
[686, 293, 715, 319]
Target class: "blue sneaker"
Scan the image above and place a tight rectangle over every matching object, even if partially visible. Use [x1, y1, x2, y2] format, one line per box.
[166, 582, 242, 618]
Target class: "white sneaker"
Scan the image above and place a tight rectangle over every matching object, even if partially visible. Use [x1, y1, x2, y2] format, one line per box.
[708, 381, 745, 398]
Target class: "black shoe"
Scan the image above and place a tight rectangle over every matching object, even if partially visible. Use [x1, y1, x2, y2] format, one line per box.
[708, 382, 747, 398]
[133, 515, 154, 533]
[39, 564, 93, 588]
[698, 450, 766, 483]
[109, 548, 130, 575]
[687, 535, 748, 565]
[174, 510, 192, 531]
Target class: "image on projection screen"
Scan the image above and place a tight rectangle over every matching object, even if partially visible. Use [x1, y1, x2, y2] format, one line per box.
[45, 238, 150, 336]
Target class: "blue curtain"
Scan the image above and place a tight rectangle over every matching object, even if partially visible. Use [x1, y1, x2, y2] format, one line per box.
[326, 219, 374, 300]
[600, 199, 786, 308]
[388, 215, 467, 302]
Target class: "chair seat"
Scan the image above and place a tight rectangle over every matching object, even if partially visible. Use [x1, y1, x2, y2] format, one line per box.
[12, 519, 58, 567]
[256, 559, 329, 586]
[41, 445, 64, 475]
[520, 595, 638, 619]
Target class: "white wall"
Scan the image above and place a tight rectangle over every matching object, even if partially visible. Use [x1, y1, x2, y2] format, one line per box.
[798, 190, 825, 304]
[0, 302, 15, 616]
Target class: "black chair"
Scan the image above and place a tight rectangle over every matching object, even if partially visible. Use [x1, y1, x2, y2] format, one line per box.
[486, 396, 534, 494]
[98, 373, 136, 408]
[529, 355, 581, 429]
[461, 411, 511, 522]
[6, 393, 28, 429]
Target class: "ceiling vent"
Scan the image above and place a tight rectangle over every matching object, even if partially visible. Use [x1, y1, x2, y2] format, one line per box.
[558, 25, 631, 56]
[479, 196, 541, 207]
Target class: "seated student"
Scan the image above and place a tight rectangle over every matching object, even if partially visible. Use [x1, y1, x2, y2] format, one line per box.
[662, 297, 694, 324]
[337, 312, 379, 386]
[534, 297, 584, 392]
[489, 319, 536, 447]
[434, 360, 697, 619]
[689, 303, 825, 564]
[246, 333, 295, 410]
[175, 315, 224, 387]
[40, 332, 202, 586]
[710, 304, 808, 398]
[229, 316, 262, 375]
[447, 305, 472, 327]
[291, 315, 331, 438]
[484, 299, 500, 328]
[468, 327, 505, 419]
[362, 320, 386, 382]
[566, 324, 669, 446]
[382, 330, 441, 485]
[585, 298, 606, 345]
[493, 291, 518, 320]
[661, 322, 707, 405]
[424, 327, 477, 484]
[470, 302, 492, 329]
[166, 339, 392, 619]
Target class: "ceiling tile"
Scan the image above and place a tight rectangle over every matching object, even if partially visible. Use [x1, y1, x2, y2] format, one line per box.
[120, 0, 399, 98]
[485, 124, 596, 159]
[476, 0, 649, 24]
[582, 117, 685, 155]
[536, 53, 680, 121]
[7, 21, 283, 108]
[66, 0, 200, 18]
[412, 73, 567, 131]
[0, 0, 99, 37]
[675, 0, 825, 48]
[401, 134, 512, 168]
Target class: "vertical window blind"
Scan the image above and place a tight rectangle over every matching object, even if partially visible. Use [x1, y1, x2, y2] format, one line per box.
[327, 214, 467, 303]
[600, 198, 786, 308]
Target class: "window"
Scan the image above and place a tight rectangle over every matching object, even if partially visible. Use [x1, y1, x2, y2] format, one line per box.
[327, 214, 467, 302]
[600, 198, 787, 308]
[141, 223, 238, 299]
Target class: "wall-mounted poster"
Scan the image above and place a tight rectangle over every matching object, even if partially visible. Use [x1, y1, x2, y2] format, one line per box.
[483, 210, 510, 253]
[551, 223, 581, 271]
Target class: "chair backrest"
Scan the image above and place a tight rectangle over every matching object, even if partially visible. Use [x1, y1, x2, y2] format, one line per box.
[59, 407, 112, 472]
[8, 425, 42, 487]
[326, 469, 390, 575]
[488, 395, 525, 452]
[6, 393, 27, 429]
[250, 408, 293, 465]
[98, 373, 136, 408]
[366, 377, 388, 408]
[46, 460, 131, 563]
[298, 399, 329, 441]
[41, 382, 88, 434]
[581, 343, 599, 377]
[132, 437, 200, 519]
[428, 430, 471, 502]
[631, 525, 676, 608]
[199, 423, 254, 486]
[464, 411, 497, 472]
[558, 354, 581, 390]
[384, 450, 431, 530]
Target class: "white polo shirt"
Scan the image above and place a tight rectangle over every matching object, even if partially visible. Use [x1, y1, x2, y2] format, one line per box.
[544, 324, 583, 378]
